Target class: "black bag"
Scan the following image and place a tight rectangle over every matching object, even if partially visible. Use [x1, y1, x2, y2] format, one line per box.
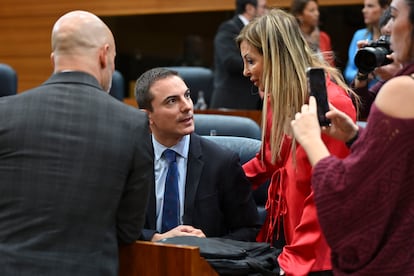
[159, 236, 281, 275]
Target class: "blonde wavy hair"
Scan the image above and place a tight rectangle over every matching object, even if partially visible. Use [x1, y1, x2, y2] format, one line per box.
[237, 8, 357, 163]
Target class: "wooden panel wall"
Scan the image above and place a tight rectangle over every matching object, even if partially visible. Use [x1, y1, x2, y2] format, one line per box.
[0, 0, 362, 92]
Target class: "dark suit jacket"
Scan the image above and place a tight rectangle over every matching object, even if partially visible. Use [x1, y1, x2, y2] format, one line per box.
[210, 15, 261, 110]
[0, 72, 153, 276]
[141, 133, 260, 242]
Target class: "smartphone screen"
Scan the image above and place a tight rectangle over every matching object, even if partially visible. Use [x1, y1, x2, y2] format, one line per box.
[306, 67, 331, 126]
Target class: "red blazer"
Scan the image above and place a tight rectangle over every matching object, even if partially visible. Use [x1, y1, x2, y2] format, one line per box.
[243, 78, 356, 275]
[320, 31, 335, 67]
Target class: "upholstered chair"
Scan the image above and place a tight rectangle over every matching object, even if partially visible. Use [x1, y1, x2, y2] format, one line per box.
[0, 63, 18, 97]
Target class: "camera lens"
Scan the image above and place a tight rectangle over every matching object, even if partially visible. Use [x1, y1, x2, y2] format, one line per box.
[354, 35, 392, 74]
[355, 47, 392, 74]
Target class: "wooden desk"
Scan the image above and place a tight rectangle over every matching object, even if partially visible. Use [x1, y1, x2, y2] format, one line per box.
[123, 97, 262, 126]
[119, 241, 218, 276]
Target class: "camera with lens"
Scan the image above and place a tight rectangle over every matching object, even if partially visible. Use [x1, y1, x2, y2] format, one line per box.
[354, 35, 393, 74]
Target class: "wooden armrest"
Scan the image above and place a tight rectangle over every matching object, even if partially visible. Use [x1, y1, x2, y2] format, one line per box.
[119, 240, 218, 276]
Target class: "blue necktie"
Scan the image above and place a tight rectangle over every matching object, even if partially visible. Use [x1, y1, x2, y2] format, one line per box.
[161, 149, 180, 233]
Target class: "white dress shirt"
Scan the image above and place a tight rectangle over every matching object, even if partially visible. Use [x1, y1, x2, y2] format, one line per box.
[152, 134, 189, 233]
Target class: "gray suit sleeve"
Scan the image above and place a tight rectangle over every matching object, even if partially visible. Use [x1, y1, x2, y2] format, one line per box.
[116, 112, 154, 244]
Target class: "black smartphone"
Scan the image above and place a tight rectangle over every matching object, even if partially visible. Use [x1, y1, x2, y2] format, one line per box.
[306, 67, 331, 126]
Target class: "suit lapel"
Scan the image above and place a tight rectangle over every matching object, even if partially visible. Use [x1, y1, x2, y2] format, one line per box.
[145, 183, 157, 229]
[182, 134, 204, 225]
[232, 15, 244, 30]
[145, 142, 157, 229]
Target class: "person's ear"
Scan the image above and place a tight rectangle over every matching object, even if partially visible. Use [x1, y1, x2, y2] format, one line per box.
[99, 44, 109, 68]
[143, 109, 153, 124]
[50, 52, 55, 69]
[141, 108, 150, 115]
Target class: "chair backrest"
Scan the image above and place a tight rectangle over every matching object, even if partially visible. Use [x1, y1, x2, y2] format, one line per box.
[164, 66, 214, 107]
[203, 136, 268, 225]
[109, 70, 125, 101]
[194, 114, 261, 140]
[0, 63, 18, 96]
[203, 136, 261, 165]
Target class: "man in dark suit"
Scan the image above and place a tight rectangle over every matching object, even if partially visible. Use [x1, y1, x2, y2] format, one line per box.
[210, 0, 266, 110]
[135, 67, 260, 242]
[0, 11, 153, 275]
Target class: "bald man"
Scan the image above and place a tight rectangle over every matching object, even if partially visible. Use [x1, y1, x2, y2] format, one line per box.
[0, 10, 153, 275]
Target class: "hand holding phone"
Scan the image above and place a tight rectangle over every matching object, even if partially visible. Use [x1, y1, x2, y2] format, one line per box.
[306, 67, 331, 126]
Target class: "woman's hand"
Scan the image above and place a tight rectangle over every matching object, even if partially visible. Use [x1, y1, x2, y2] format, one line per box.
[291, 97, 321, 149]
[374, 53, 402, 81]
[356, 39, 369, 49]
[322, 104, 358, 142]
[291, 97, 330, 166]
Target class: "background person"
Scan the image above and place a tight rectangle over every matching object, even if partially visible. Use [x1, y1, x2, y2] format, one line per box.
[135, 67, 260, 242]
[0, 10, 153, 275]
[237, 9, 357, 276]
[343, 0, 391, 85]
[210, 0, 267, 110]
[290, 0, 335, 66]
[352, 6, 403, 120]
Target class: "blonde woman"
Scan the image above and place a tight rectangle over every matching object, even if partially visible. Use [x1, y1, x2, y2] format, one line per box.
[237, 9, 357, 276]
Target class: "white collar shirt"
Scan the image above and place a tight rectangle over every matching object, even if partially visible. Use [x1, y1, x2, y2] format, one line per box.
[152, 134, 190, 233]
[238, 14, 250, 26]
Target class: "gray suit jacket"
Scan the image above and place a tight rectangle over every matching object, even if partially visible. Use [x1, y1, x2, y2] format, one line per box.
[0, 72, 153, 276]
[141, 133, 260, 242]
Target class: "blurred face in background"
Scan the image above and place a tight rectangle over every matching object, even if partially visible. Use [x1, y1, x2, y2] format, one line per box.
[381, 18, 392, 35]
[256, 0, 268, 16]
[298, 0, 320, 28]
[363, 0, 386, 26]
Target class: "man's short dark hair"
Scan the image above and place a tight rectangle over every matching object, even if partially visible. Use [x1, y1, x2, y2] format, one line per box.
[236, 0, 258, 15]
[135, 68, 179, 111]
